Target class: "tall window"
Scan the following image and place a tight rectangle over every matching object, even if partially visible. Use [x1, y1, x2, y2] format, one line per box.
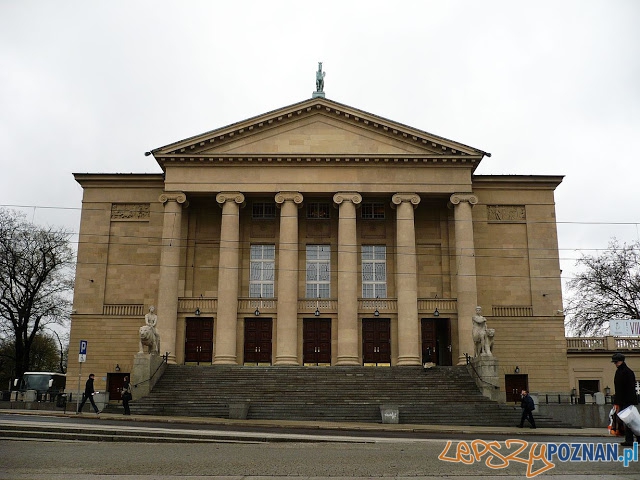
[361, 202, 385, 219]
[306, 245, 331, 298]
[250, 244, 275, 298]
[362, 245, 386, 298]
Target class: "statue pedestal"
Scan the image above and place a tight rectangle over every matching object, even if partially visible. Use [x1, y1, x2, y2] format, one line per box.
[312, 91, 325, 98]
[131, 353, 166, 400]
[468, 355, 501, 402]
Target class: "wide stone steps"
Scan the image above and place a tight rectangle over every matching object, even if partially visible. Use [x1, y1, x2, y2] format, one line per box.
[127, 365, 573, 427]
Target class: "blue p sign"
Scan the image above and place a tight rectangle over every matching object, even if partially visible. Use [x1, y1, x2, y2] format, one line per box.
[79, 340, 88, 355]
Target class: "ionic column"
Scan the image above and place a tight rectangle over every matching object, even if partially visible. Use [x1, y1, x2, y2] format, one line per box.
[156, 192, 188, 364]
[333, 192, 362, 365]
[213, 192, 245, 365]
[392, 193, 421, 366]
[275, 191, 303, 365]
[450, 193, 479, 365]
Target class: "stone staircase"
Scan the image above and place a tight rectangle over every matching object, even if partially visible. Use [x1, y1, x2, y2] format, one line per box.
[128, 365, 574, 427]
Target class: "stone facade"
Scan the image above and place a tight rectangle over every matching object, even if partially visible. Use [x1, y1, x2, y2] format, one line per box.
[68, 97, 568, 400]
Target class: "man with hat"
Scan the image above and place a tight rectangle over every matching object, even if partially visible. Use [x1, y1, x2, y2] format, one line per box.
[612, 352, 639, 447]
[76, 373, 100, 415]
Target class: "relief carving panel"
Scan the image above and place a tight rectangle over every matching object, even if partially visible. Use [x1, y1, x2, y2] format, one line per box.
[487, 205, 526, 222]
[111, 203, 150, 221]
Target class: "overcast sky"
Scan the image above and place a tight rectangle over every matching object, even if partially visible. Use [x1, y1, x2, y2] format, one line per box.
[1, 0, 639, 306]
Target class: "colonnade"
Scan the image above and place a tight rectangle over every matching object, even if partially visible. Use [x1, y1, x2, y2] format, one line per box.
[155, 190, 478, 366]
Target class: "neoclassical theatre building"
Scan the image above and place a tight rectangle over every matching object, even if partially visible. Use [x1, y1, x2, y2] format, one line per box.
[68, 96, 569, 400]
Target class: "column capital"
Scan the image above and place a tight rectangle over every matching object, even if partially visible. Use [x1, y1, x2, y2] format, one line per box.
[333, 192, 362, 206]
[449, 193, 478, 206]
[159, 192, 187, 205]
[391, 193, 421, 209]
[275, 191, 304, 206]
[216, 192, 245, 206]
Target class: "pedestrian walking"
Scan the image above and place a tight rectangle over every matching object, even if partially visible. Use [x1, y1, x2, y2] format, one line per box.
[77, 373, 100, 414]
[612, 352, 639, 447]
[517, 389, 536, 429]
[121, 375, 132, 415]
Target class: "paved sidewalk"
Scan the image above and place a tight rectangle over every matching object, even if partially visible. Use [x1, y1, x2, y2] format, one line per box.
[0, 408, 610, 438]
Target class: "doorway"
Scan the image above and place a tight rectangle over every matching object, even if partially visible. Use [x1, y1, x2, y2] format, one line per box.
[421, 318, 452, 365]
[505, 374, 529, 403]
[185, 317, 214, 364]
[578, 379, 600, 404]
[244, 317, 273, 364]
[362, 318, 391, 365]
[107, 372, 128, 402]
[303, 318, 331, 365]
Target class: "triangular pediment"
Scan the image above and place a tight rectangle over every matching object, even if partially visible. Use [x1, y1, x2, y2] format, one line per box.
[152, 98, 489, 163]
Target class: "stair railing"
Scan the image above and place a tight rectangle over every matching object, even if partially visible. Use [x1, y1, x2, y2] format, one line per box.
[466, 355, 500, 391]
[133, 351, 169, 390]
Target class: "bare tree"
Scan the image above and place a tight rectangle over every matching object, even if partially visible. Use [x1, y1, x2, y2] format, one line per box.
[565, 238, 640, 336]
[0, 208, 74, 381]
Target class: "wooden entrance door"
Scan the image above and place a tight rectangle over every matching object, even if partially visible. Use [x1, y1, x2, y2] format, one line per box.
[362, 318, 391, 365]
[107, 372, 127, 401]
[505, 374, 529, 403]
[303, 318, 331, 365]
[421, 319, 438, 364]
[185, 317, 214, 364]
[421, 318, 452, 365]
[244, 318, 273, 364]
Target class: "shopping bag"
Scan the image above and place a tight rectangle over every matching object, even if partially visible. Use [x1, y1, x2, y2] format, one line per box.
[618, 405, 640, 436]
[608, 405, 625, 436]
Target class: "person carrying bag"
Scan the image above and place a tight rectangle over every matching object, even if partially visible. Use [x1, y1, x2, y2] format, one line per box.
[121, 376, 132, 415]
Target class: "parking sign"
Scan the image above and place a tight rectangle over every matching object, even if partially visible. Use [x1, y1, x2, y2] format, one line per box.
[79, 340, 87, 362]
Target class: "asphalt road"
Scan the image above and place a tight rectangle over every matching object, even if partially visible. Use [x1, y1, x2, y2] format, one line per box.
[1, 413, 639, 479]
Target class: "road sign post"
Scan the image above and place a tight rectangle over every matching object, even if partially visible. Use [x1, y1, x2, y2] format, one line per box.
[76, 340, 87, 413]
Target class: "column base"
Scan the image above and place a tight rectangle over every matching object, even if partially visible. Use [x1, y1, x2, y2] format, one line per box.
[213, 356, 238, 365]
[274, 356, 299, 366]
[396, 356, 421, 366]
[457, 354, 470, 366]
[336, 356, 360, 366]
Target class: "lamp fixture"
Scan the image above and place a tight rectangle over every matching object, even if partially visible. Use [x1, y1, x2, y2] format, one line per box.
[434, 307, 440, 317]
[374, 295, 380, 317]
[195, 307, 201, 316]
[514, 366, 520, 374]
[254, 295, 262, 316]
[115, 364, 120, 372]
[314, 297, 320, 316]
[605, 386, 611, 396]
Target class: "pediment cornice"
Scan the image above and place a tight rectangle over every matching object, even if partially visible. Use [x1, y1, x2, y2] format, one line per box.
[151, 98, 490, 169]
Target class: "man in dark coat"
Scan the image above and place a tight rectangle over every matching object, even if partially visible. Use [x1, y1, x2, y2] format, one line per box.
[77, 373, 100, 414]
[517, 389, 536, 429]
[612, 352, 639, 447]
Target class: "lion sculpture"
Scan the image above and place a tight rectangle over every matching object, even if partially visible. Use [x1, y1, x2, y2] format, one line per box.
[139, 325, 160, 355]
